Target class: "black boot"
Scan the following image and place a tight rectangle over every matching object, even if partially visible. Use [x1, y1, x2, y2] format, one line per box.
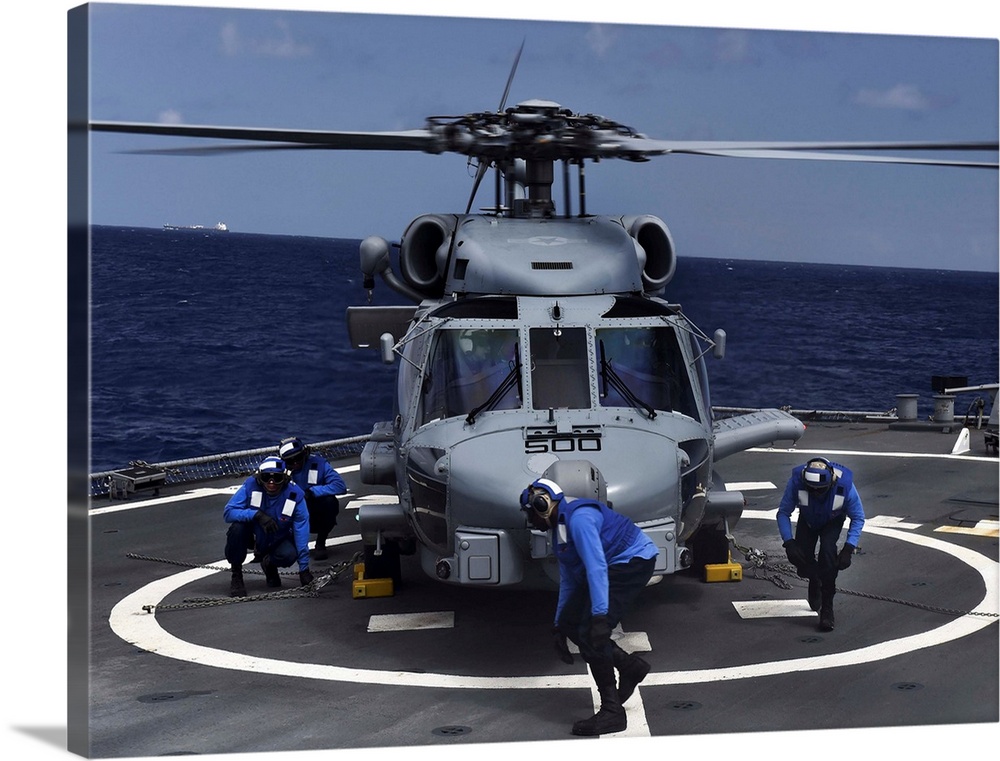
[311, 534, 329, 560]
[807, 578, 822, 612]
[818, 583, 835, 630]
[819, 605, 835, 631]
[612, 643, 650, 704]
[229, 566, 246, 598]
[572, 660, 626, 736]
[261, 556, 282, 588]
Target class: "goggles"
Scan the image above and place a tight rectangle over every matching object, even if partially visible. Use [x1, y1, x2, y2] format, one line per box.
[260, 473, 286, 484]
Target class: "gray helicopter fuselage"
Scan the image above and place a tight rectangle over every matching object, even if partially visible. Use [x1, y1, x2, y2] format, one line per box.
[355, 213, 724, 586]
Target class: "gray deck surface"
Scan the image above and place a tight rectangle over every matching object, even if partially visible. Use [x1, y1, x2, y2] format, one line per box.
[22, 421, 1000, 760]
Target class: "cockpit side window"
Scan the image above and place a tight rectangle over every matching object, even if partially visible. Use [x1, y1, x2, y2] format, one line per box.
[596, 326, 698, 418]
[420, 328, 520, 424]
[529, 327, 590, 410]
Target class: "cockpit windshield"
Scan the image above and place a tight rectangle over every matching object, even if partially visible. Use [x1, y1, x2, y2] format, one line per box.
[596, 326, 698, 419]
[420, 328, 520, 424]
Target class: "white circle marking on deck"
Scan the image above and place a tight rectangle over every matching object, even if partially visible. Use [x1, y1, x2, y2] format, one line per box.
[108, 511, 998, 689]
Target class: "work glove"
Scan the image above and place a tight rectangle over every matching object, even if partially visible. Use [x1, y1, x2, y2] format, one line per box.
[552, 625, 574, 665]
[837, 543, 856, 570]
[253, 512, 278, 534]
[299, 568, 315, 586]
[589, 614, 613, 651]
[783, 539, 808, 568]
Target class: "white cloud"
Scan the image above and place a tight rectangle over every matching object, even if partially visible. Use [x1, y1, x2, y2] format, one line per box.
[585, 24, 619, 58]
[714, 29, 759, 65]
[158, 109, 184, 124]
[854, 83, 933, 111]
[219, 18, 313, 58]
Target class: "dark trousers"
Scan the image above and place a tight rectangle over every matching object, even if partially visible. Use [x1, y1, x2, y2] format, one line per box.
[306, 493, 339, 540]
[558, 555, 657, 665]
[794, 514, 846, 602]
[224, 522, 297, 568]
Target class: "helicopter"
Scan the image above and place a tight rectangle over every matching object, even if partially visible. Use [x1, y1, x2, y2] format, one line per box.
[89, 53, 999, 591]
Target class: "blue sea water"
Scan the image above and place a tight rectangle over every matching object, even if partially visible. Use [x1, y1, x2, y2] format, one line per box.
[89, 225, 999, 473]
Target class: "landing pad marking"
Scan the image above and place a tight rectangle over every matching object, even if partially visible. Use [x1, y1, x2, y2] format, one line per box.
[108, 509, 998, 693]
[935, 520, 999, 538]
[726, 481, 776, 491]
[368, 611, 455, 632]
[866, 515, 922, 530]
[733, 599, 817, 618]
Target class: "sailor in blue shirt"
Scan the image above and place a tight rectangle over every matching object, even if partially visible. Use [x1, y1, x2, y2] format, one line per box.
[521, 477, 658, 736]
[777, 457, 865, 631]
[278, 437, 347, 560]
[223, 456, 314, 597]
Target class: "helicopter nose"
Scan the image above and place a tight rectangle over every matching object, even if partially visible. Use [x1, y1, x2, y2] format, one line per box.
[446, 426, 683, 525]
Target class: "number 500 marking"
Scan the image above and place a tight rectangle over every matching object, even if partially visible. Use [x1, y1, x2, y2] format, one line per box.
[524, 436, 603, 454]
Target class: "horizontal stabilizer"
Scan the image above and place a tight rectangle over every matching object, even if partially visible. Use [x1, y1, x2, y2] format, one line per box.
[713, 408, 805, 461]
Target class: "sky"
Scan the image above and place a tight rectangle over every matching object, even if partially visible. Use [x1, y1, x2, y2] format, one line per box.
[82, 1, 999, 272]
[4, 3, 999, 761]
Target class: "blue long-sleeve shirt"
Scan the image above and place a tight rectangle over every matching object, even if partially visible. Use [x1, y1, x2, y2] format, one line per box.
[224, 476, 311, 571]
[288, 453, 345, 499]
[777, 463, 865, 547]
[552, 498, 658, 622]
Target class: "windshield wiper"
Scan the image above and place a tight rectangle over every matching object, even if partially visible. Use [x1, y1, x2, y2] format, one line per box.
[599, 342, 657, 419]
[466, 351, 522, 425]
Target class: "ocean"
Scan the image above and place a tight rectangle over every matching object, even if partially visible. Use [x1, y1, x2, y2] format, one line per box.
[88, 225, 999, 473]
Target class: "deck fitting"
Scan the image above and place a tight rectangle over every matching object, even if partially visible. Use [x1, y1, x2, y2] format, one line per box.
[432, 725, 473, 737]
[668, 701, 702, 711]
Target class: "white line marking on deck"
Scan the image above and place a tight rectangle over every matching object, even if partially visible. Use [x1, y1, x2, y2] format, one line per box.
[935, 520, 999, 538]
[368, 612, 455, 633]
[733, 599, 816, 619]
[107, 509, 998, 695]
[866, 515, 922, 530]
[726, 481, 776, 491]
[90, 486, 238, 514]
[749, 446, 997, 463]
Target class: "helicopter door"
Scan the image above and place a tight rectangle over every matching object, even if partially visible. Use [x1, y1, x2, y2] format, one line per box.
[529, 327, 590, 410]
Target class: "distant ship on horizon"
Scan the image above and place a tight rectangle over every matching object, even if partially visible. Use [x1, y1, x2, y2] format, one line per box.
[163, 222, 229, 232]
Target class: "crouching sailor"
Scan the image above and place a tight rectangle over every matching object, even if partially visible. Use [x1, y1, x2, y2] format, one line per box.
[521, 477, 658, 736]
[223, 456, 314, 597]
[278, 436, 346, 560]
[776, 457, 865, 631]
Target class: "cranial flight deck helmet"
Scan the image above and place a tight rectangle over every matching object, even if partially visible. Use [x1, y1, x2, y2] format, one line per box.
[801, 457, 837, 492]
[255, 456, 290, 488]
[278, 436, 309, 467]
[521, 477, 564, 521]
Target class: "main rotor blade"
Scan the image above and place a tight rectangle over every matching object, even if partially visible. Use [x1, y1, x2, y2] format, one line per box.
[498, 39, 525, 113]
[465, 162, 491, 214]
[465, 39, 526, 214]
[666, 147, 999, 169]
[89, 118, 997, 168]
[636, 138, 999, 153]
[90, 121, 440, 152]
